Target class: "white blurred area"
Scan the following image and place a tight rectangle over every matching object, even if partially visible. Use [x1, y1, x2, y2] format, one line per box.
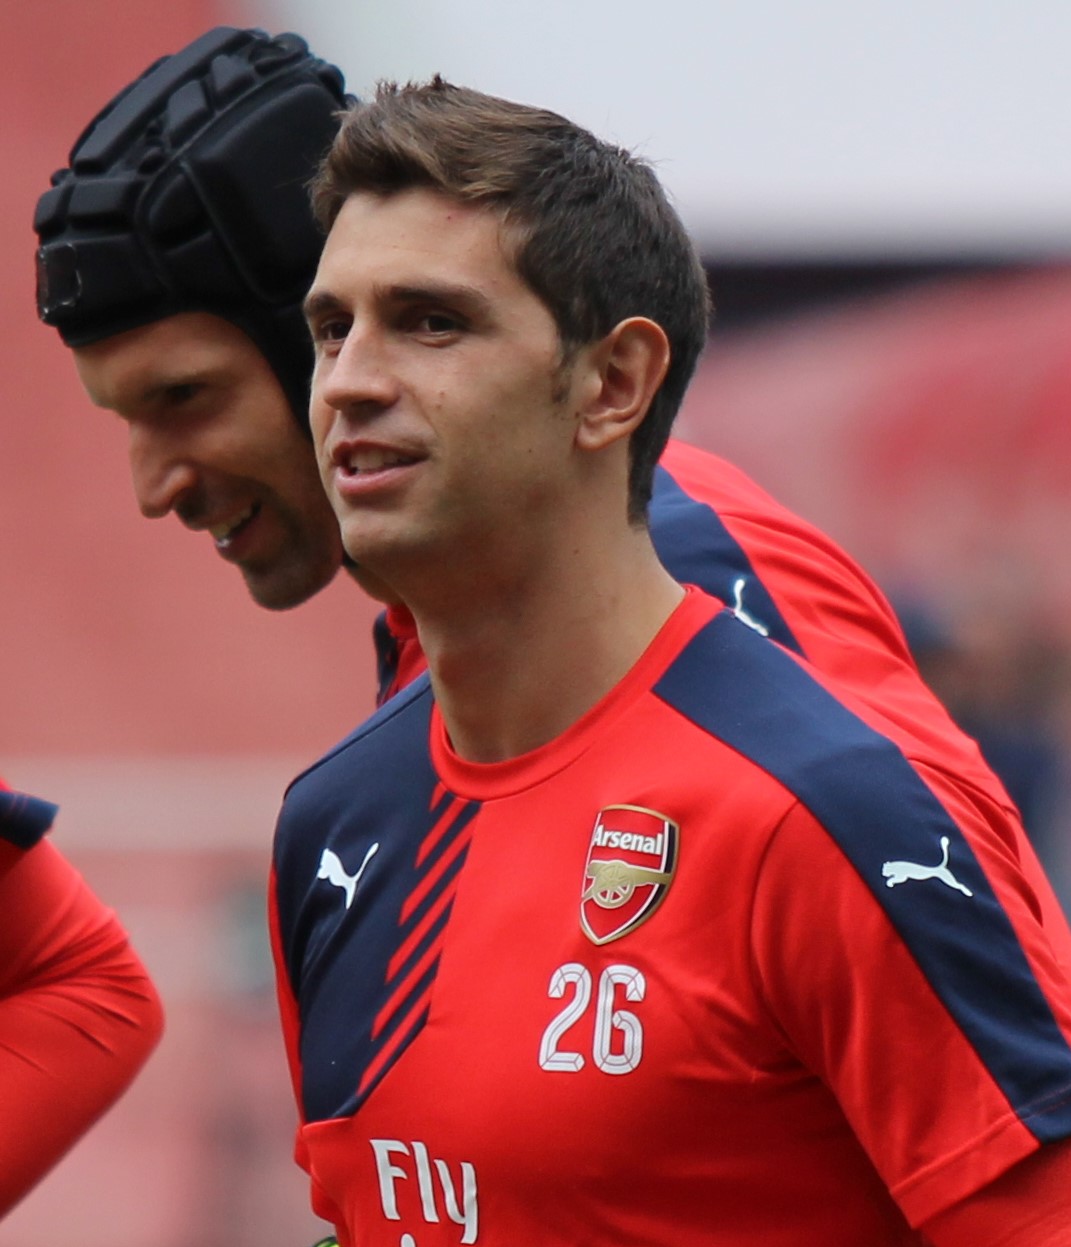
[262, 0, 1071, 259]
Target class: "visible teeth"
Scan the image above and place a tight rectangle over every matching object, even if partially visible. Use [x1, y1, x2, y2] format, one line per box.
[346, 450, 413, 473]
[210, 504, 256, 541]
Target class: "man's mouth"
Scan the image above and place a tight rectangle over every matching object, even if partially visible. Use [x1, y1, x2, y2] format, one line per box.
[342, 448, 419, 474]
[210, 502, 260, 549]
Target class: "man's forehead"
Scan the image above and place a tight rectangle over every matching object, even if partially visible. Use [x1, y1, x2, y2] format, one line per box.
[72, 314, 242, 407]
[313, 190, 522, 303]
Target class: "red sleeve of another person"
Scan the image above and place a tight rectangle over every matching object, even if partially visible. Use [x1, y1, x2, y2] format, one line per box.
[656, 439, 1013, 808]
[0, 804, 164, 1214]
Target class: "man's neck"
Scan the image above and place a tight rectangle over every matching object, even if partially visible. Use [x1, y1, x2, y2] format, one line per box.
[412, 532, 684, 763]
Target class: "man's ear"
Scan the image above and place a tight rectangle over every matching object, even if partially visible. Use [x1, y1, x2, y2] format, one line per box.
[574, 317, 671, 451]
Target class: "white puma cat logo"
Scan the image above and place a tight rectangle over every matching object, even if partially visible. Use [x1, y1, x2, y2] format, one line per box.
[732, 577, 770, 636]
[317, 843, 380, 910]
[882, 836, 973, 897]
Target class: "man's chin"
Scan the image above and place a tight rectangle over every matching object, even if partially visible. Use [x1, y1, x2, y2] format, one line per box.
[242, 561, 340, 611]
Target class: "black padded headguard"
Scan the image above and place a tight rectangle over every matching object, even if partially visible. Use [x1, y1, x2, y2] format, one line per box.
[34, 27, 349, 424]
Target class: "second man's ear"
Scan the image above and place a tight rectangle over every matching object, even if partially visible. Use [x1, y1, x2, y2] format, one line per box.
[573, 317, 671, 452]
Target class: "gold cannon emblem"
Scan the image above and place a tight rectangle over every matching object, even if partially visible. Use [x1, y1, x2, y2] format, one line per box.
[582, 859, 675, 909]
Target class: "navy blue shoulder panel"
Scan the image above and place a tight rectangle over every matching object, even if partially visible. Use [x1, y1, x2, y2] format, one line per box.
[649, 465, 802, 654]
[275, 674, 480, 1120]
[288, 668, 434, 786]
[654, 610, 1071, 1141]
[0, 789, 58, 849]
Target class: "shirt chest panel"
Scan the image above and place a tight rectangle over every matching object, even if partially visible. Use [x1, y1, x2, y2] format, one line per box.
[296, 719, 915, 1243]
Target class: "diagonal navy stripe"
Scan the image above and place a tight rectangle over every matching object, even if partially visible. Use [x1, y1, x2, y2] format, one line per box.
[275, 678, 482, 1121]
[650, 466, 802, 654]
[654, 610, 1071, 1139]
[338, 795, 479, 1117]
[373, 797, 479, 1033]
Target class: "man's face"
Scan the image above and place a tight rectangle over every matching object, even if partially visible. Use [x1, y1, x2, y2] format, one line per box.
[73, 312, 344, 610]
[305, 188, 583, 589]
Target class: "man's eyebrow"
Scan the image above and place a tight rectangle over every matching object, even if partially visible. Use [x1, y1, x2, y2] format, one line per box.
[90, 369, 207, 417]
[303, 289, 346, 324]
[135, 370, 209, 406]
[388, 282, 494, 316]
[303, 282, 495, 323]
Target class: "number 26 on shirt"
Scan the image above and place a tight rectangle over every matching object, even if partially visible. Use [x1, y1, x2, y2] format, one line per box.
[538, 962, 646, 1075]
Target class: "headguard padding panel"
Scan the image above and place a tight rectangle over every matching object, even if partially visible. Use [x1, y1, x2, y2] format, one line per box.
[35, 27, 350, 423]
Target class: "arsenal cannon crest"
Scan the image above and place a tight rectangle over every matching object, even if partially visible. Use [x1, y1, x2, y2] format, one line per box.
[580, 805, 678, 944]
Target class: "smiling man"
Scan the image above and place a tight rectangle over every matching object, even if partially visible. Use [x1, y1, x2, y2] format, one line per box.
[72, 312, 342, 609]
[35, 27, 348, 612]
[269, 78, 1071, 1247]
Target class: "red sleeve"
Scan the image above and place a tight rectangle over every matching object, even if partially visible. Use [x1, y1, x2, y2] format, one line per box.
[920, 1136, 1071, 1246]
[0, 836, 164, 1215]
[660, 440, 916, 662]
[751, 771, 1071, 1229]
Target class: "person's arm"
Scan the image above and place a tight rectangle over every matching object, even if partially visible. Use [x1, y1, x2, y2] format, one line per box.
[653, 439, 1016, 811]
[920, 1138, 1071, 1246]
[751, 777, 1071, 1235]
[0, 831, 164, 1215]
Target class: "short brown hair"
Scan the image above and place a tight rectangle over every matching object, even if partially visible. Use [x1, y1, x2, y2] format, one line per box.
[312, 77, 711, 521]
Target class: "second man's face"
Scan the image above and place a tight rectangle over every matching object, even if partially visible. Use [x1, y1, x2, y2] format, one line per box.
[305, 188, 586, 596]
[73, 313, 344, 611]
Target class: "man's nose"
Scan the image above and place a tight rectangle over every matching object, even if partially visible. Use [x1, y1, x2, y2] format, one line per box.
[127, 426, 199, 519]
[317, 325, 401, 416]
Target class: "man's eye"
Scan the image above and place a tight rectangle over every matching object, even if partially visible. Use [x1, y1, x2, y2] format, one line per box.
[417, 312, 462, 335]
[314, 319, 350, 344]
[164, 382, 202, 405]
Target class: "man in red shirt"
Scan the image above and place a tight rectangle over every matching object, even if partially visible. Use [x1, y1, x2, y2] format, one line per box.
[267, 77, 1071, 1245]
